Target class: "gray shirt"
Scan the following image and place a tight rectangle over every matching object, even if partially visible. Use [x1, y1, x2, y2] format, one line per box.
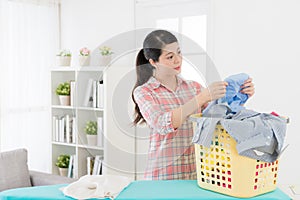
[191, 104, 287, 162]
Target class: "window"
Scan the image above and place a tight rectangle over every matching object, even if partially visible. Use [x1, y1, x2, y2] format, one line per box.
[0, 0, 59, 171]
[135, 0, 211, 86]
[156, 15, 207, 86]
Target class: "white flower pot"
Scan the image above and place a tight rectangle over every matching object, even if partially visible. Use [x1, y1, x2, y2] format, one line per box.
[58, 95, 70, 106]
[78, 55, 90, 66]
[86, 135, 97, 146]
[99, 55, 111, 66]
[56, 56, 71, 66]
[58, 167, 68, 177]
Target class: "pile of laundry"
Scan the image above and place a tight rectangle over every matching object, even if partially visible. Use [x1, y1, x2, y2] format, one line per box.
[192, 73, 287, 163]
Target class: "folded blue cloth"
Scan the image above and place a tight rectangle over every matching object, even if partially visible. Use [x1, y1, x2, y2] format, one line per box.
[217, 73, 249, 113]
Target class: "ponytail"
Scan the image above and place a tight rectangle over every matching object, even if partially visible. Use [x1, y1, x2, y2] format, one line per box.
[131, 49, 154, 125]
[135, 49, 154, 86]
[132, 30, 178, 125]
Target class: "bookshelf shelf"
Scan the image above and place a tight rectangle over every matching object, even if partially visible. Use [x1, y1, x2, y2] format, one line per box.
[51, 66, 106, 72]
[77, 107, 104, 111]
[52, 105, 75, 109]
[78, 66, 106, 72]
[77, 144, 104, 151]
[51, 67, 77, 72]
[51, 65, 105, 179]
[52, 141, 77, 147]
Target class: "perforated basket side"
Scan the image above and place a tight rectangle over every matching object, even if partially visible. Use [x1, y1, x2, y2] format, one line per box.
[192, 117, 279, 198]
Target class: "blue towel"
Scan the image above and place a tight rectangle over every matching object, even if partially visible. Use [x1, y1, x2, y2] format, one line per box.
[217, 73, 249, 113]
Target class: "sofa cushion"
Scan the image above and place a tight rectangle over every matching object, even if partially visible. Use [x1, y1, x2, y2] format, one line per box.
[0, 148, 32, 191]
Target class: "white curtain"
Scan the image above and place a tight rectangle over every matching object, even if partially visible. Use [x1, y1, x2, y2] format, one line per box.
[0, 0, 59, 172]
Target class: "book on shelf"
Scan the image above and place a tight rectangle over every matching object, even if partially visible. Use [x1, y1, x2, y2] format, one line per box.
[65, 114, 70, 143]
[52, 116, 59, 141]
[97, 80, 104, 108]
[70, 81, 76, 106]
[83, 78, 94, 107]
[87, 156, 95, 175]
[97, 117, 103, 147]
[73, 155, 78, 179]
[52, 116, 55, 140]
[71, 116, 76, 144]
[68, 155, 75, 178]
[59, 116, 65, 142]
[92, 80, 97, 108]
[92, 155, 103, 175]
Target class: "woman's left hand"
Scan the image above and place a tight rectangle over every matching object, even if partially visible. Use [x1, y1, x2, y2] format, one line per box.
[241, 78, 255, 97]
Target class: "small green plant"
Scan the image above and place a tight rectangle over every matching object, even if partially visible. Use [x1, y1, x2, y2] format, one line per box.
[55, 154, 70, 168]
[57, 49, 72, 57]
[84, 121, 97, 135]
[99, 46, 113, 56]
[56, 82, 70, 96]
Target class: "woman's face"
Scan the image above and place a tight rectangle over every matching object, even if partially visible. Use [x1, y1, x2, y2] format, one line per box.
[155, 42, 182, 76]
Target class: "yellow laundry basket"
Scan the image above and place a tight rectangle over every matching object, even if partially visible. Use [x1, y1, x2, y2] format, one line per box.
[191, 113, 279, 198]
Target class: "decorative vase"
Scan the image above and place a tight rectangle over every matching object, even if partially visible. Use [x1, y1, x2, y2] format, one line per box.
[78, 55, 90, 66]
[56, 56, 71, 66]
[99, 55, 111, 66]
[86, 135, 97, 146]
[58, 95, 70, 106]
[58, 167, 68, 177]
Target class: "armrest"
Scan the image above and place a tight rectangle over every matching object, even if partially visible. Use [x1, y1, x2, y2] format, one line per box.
[29, 170, 76, 186]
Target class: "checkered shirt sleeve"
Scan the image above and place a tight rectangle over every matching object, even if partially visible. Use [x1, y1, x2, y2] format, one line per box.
[133, 87, 175, 134]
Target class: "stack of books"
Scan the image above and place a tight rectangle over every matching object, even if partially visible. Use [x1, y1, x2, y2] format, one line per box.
[83, 79, 104, 108]
[52, 114, 76, 143]
[87, 155, 103, 175]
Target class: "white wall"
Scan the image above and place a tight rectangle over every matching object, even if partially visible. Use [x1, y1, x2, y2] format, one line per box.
[60, 0, 136, 177]
[212, 0, 300, 185]
[60, 0, 134, 59]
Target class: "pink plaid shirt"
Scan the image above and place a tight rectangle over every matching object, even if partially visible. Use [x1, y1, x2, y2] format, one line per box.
[133, 76, 202, 180]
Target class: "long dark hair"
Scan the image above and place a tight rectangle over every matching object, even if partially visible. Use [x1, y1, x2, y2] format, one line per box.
[132, 30, 178, 125]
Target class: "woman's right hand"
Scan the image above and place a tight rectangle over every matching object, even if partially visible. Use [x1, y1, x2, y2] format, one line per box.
[200, 81, 228, 104]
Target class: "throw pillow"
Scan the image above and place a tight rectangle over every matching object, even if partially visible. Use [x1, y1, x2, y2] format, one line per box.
[0, 148, 32, 191]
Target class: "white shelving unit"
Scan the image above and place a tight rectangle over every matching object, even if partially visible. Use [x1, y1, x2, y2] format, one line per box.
[51, 63, 138, 180]
[51, 66, 105, 178]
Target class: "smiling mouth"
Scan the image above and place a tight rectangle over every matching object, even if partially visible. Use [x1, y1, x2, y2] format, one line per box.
[175, 66, 181, 70]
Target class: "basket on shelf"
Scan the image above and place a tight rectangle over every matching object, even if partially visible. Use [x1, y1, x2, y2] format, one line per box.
[191, 113, 280, 198]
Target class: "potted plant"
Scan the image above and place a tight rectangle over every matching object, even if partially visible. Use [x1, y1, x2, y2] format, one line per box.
[56, 49, 72, 66]
[55, 154, 70, 176]
[56, 82, 70, 106]
[84, 120, 97, 146]
[99, 46, 113, 66]
[78, 47, 90, 66]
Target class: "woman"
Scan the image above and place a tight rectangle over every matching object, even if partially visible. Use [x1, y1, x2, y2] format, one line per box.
[132, 30, 254, 180]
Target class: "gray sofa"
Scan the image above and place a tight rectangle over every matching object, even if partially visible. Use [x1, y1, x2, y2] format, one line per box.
[0, 148, 75, 192]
